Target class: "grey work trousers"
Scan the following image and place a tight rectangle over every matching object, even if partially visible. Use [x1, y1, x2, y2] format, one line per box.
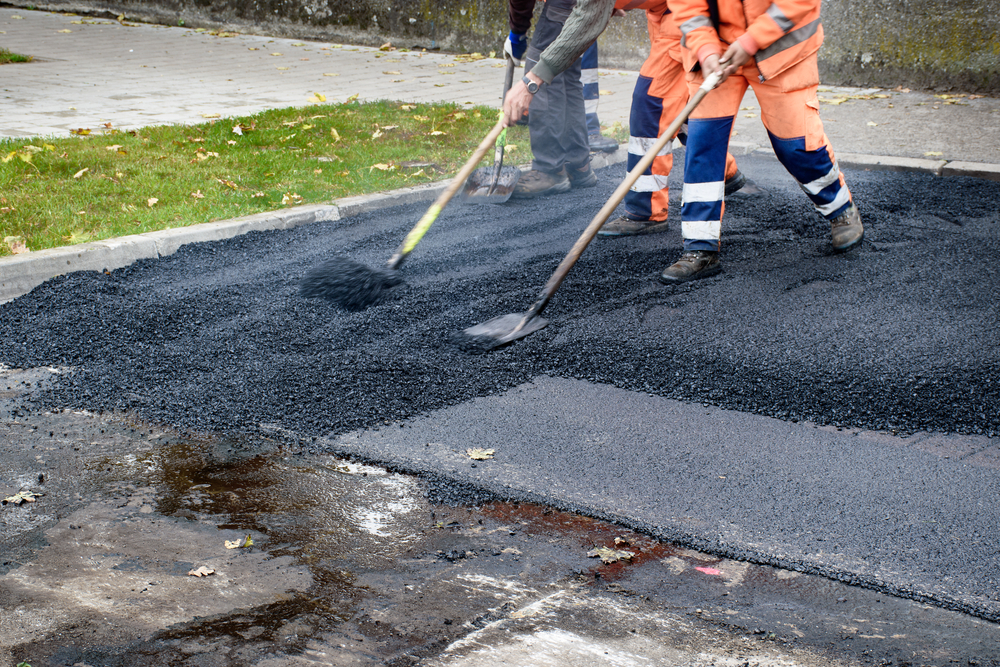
[524, 0, 590, 176]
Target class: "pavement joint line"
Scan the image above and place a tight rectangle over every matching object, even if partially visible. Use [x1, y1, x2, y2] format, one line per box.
[2, 143, 997, 305]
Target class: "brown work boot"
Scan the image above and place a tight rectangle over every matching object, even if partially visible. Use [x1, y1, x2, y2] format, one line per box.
[658, 250, 722, 284]
[512, 168, 570, 198]
[830, 203, 864, 252]
[598, 215, 670, 237]
[567, 162, 597, 189]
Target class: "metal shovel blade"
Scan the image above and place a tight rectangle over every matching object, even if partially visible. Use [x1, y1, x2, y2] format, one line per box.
[461, 312, 549, 351]
[461, 165, 521, 204]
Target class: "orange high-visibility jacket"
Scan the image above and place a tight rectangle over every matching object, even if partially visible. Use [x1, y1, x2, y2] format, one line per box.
[672, 0, 823, 81]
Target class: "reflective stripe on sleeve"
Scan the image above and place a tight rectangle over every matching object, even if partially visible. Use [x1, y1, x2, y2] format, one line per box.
[680, 15, 713, 46]
[756, 18, 820, 62]
[766, 4, 794, 33]
[581, 69, 599, 85]
[682, 219, 722, 240]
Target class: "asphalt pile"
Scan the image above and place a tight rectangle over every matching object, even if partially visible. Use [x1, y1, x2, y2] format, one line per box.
[1, 157, 996, 440]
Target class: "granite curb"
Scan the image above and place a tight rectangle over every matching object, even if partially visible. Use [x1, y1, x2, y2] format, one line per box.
[2, 144, 996, 304]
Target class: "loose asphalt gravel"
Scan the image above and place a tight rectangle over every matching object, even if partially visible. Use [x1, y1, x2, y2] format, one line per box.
[2, 154, 998, 617]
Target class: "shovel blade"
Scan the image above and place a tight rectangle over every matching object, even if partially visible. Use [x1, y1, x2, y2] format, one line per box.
[461, 312, 549, 351]
[462, 166, 521, 204]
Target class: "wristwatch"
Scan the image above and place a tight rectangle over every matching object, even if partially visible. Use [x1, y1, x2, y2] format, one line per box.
[521, 75, 541, 94]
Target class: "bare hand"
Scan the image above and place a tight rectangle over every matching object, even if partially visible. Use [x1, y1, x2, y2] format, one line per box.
[611, 8, 626, 17]
[719, 41, 751, 80]
[503, 80, 534, 127]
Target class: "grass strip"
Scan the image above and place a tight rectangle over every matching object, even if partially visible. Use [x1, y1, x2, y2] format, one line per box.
[1, 100, 545, 256]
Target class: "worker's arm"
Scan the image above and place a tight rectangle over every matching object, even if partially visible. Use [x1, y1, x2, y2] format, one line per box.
[502, 0, 616, 126]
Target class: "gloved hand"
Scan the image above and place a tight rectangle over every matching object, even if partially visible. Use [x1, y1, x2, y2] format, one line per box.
[504, 31, 527, 64]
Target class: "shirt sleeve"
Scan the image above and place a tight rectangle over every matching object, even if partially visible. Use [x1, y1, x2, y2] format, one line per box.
[531, 0, 615, 83]
[509, 0, 537, 35]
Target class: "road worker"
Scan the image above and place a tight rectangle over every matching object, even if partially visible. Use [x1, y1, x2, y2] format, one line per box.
[661, 0, 863, 282]
[504, 0, 748, 233]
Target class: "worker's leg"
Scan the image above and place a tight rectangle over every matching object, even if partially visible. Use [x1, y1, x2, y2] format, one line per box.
[749, 58, 862, 251]
[582, 43, 619, 152]
[515, 0, 589, 197]
[659, 72, 748, 283]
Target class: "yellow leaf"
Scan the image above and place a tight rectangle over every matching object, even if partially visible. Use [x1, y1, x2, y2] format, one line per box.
[400, 104, 416, 110]
[372, 129, 383, 139]
[379, 42, 394, 51]
[71, 128, 91, 136]
[413, 115, 430, 121]
[43, 144, 55, 151]
[336, 171, 349, 177]
[106, 144, 123, 151]
[271, 52, 283, 56]
[323, 72, 339, 76]
[314, 93, 326, 101]
[924, 151, 943, 157]
[330, 128, 341, 142]
[821, 97, 848, 105]
[466, 448, 495, 460]
[281, 192, 304, 205]
[73, 167, 90, 179]
[277, 67, 289, 71]
[345, 94, 359, 103]
[598, 90, 614, 96]
[147, 197, 159, 207]
[201, 113, 221, 119]
[867, 121, 878, 127]
[744, 113, 757, 118]
[218, 178, 238, 190]
[224, 534, 253, 549]
[369, 163, 394, 172]
[383, 70, 401, 75]
[301, 124, 314, 130]
[429, 130, 446, 136]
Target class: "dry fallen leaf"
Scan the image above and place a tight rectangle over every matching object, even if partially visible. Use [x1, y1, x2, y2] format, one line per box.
[924, 151, 944, 157]
[224, 534, 253, 549]
[345, 94, 359, 103]
[71, 128, 91, 136]
[147, 197, 159, 207]
[369, 163, 394, 172]
[271, 52, 283, 56]
[383, 70, 402, 75]
[400, 104, 416, 110]
[201, 113, 221, 119]
[3, 490, 43, 505]
[73, 167, 90, 179]
[323, 72, 339, 76]
[466, 448, 495, 460]
[218, 178, 238, 190]
[587, 546, 635, 564]
[281, 192, 304, 205]
[330, 128, 341, 142]
[429, 130, 446, 136]
[598, 90, 614, 96]
[867, 121, 878, 127]
[4, 236, 28, 255]
[372, 129, 383, 139]
[191, 190, 205, 199]
[187, 566, 215, 577]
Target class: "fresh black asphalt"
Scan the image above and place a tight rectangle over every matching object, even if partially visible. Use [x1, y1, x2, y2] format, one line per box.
[2, 155, 998, 620]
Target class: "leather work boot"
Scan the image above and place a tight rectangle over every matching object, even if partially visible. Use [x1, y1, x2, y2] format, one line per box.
[588, 132, 620, 153]
[724, 169, 747, 196]
[567, 162, 598, 189]
[598, 215, 670, 237]
[658, 250, 722, 284]
[512, 168, 571, 198]
[830, 203, 864, 252]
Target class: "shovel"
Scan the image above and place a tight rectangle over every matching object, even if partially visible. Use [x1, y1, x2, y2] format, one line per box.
[461, 55, 521, 204]
[460, 71, 723, 350]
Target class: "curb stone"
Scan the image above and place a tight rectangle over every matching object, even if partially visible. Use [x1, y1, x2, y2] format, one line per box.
[2, 144, 997, 304]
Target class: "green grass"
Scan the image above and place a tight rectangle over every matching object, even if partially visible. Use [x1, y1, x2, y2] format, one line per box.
[1, 100, 541, 256]
[0, 48, 33, 64]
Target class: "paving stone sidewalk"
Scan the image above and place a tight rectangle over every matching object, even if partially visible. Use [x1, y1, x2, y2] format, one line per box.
[2, 6, 1000, 167]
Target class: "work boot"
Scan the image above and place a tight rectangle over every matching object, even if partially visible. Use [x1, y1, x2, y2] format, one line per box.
[830, 203, 864, 252]
[598, 215, 670, 237]
[567, 162, 597, 189]
[512, 168, 571, 198]
[658, 250, 722, 284]
[724, 169, 747, 196]
[588, 132, 620, 153]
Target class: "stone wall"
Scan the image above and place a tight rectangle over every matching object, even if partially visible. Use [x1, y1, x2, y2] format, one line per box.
[6, 0, 999, 93]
